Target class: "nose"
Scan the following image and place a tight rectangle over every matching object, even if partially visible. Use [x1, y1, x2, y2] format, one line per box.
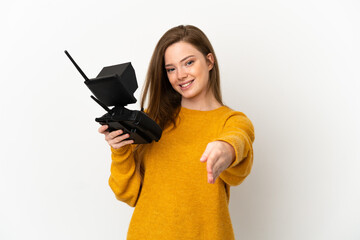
[177, 67, 188, 80]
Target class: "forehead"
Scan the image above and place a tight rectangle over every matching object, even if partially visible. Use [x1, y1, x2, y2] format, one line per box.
[164, 41, 203, 63]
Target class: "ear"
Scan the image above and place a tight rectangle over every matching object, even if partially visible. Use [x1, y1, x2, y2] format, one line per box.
[206, 53, 215, 71]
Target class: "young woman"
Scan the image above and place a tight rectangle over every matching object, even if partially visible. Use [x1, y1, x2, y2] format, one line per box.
[98, 25, 255, 240]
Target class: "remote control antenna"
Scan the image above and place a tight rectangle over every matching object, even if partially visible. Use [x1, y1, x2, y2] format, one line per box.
[64, 50, 90, 83]
[90, 95, 112, 113]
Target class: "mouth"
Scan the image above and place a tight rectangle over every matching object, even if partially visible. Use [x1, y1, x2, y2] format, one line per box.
[179, 80, 194, 89]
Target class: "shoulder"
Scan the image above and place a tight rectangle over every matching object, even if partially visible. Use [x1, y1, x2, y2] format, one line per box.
[220, 105, 252, 124]
[219, 106, 255, 138]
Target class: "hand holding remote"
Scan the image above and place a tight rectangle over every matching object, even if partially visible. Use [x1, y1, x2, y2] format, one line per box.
[98, 125, 134, 149]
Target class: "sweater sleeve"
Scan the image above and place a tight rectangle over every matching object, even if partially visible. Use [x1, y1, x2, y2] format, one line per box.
[213, 111, 255, 186]
[108, 144, 142, 207]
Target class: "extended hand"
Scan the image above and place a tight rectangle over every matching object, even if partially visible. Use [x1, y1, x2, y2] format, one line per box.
[200, 141, 235, 184]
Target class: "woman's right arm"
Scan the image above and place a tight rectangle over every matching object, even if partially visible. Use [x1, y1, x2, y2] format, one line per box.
[99, 125, 142, 207]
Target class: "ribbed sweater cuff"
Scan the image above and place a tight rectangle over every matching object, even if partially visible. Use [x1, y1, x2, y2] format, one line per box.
[214, 134, 246, 169]
[110, 144, 132, 155]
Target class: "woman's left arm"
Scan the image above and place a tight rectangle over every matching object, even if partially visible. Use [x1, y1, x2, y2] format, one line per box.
[200, 112, 255, 185]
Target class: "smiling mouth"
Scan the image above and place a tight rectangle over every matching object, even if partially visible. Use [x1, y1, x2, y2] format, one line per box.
[180, 80, 194, 88]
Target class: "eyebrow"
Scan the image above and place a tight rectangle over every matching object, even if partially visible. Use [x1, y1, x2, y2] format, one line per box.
[165, 55, 195, 67]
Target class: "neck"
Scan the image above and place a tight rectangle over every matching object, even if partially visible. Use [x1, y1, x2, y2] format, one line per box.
[181, 90, 222, 111]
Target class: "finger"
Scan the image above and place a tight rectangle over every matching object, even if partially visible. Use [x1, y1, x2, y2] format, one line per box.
[211, 158, 226, 182]
[109, 133, 130, 145]
[206, 155, 216, 183]
[106, 129, 124, 141]
[200, 142, 214, 162]
[98, 124, 109, 134]
[206, 148, 221, 174]
[112, 139, 135, 149]
[109, 129, 124, 139]
[206, 149, 221, 184]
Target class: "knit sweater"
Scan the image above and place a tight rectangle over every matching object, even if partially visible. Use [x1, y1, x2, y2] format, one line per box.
[109, 105, 255, 240]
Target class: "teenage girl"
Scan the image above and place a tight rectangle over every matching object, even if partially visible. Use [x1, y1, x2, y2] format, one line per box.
[98, 25, 255, 240]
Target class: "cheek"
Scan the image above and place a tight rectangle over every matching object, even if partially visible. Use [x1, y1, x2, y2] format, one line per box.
[190, 63, 206, 79]
[168, 75, 178, 88]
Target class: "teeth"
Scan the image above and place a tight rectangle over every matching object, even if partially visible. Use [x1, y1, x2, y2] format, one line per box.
[181, 80, 193, 88]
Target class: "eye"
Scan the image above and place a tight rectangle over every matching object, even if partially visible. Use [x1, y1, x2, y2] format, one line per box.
[166, 68, 175, 73]
[186, 60, 194, 66]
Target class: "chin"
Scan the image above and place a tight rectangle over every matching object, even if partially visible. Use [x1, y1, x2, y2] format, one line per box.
[180, 92, 198, 100]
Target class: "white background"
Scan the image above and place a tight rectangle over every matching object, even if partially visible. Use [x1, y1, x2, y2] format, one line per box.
[1, 0, 359, 239]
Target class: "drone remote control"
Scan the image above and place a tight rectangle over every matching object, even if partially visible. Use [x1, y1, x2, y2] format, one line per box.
[64, 50, 162, 144]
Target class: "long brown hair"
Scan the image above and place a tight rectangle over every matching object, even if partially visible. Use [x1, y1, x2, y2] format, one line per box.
[134, 25, 223, 182]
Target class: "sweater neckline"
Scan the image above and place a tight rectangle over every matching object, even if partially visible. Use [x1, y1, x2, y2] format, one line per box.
[180, 105, 227, 115]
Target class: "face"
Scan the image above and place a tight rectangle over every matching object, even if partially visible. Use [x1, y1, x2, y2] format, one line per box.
[164, 41, 214, 104]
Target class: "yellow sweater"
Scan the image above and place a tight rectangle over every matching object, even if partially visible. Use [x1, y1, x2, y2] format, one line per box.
[109, 105, 255, 240]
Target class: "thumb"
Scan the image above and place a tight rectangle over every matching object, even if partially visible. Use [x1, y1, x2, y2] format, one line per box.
[200, 142, 213, 162]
